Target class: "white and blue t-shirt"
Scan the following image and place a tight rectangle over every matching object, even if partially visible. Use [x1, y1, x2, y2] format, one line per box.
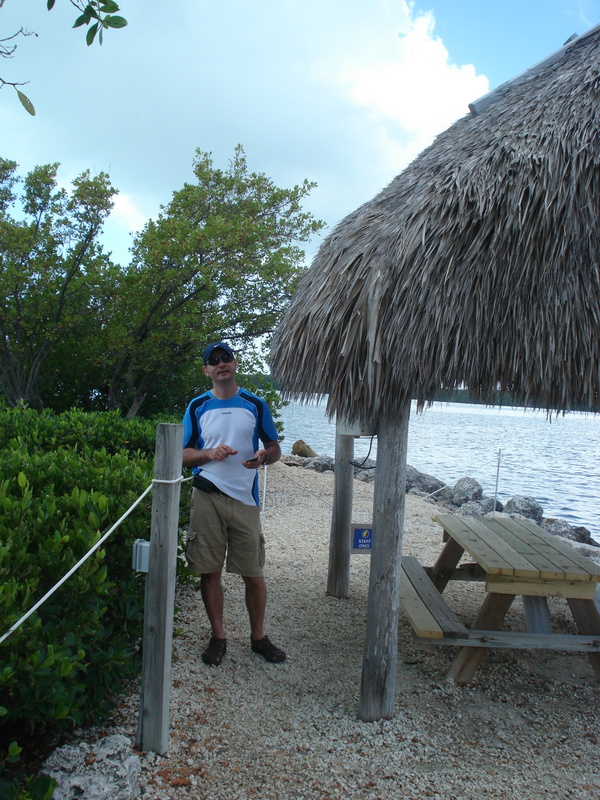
[183, 388, 279, 506]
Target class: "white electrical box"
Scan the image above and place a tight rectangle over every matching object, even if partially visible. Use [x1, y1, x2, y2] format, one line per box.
[132, 539, 151, 572]
[336, 417, 376, 437]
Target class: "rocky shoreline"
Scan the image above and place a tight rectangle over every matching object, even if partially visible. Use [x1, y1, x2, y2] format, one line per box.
[281, 451, 600, 551]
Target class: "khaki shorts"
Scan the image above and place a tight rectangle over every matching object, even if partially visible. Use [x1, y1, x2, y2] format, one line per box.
[185, 488, 265, 577]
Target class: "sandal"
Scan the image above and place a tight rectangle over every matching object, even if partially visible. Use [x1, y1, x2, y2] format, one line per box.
[202, 636, 227, 666]
[251, 635, 286, 663]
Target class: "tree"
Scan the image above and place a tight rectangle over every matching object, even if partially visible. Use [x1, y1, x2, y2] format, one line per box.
[0, 158, 116, 408]
[1, 1, 128, 115]
[95, 145, 325, 417]
[0, 148, 324, 418]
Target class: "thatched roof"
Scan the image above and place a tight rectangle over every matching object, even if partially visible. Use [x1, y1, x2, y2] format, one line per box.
[271, 25, 600, 423]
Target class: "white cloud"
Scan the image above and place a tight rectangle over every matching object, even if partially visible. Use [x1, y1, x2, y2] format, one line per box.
[336, 5, 489, 172]
[110, 192, 148, 234]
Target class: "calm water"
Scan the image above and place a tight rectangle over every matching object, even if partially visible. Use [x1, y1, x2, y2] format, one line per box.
[277, 398, 600, 542]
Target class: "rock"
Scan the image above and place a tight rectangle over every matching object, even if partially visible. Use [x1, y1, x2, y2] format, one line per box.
[352, 457, 376, 471]
[40, 734, 140, 800]
[304, 455, 334, 473]
[292, 440, 318, 458]
[405, 465, 446, 498]
[280, 454, 310, 466]
[449, 477, 483, 506]
[504, 495, 544, 524]
[572, 525, 599, 547]
[570, 542, 600, 562]
[543, 518, 575, 540]
[352, 458, 376, 483]
[543, 519, 600, 547]
[459, 497, 503, 516]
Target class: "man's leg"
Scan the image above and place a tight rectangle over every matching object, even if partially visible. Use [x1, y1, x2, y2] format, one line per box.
[199, 571, 228, 665]
[242, 574, 267, 640]
[244, 575, 286, 663]
[200, 571, 226, 639]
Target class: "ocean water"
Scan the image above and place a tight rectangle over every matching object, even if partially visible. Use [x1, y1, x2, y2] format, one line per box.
[277, 398, 600, 542]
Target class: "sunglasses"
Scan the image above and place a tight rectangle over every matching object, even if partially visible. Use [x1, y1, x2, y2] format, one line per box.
[206, 353, 235, 366]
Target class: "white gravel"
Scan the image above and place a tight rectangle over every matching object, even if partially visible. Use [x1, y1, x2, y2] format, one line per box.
[106, 463, 600, 799]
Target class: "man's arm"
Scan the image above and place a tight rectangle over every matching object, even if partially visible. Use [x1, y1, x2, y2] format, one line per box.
[263, 440, 281, 465]
[182, 444, 238, 468]
[241, 440, 281, 469]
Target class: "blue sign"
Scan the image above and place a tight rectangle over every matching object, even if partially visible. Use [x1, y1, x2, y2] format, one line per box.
[351, 524, 373, 553]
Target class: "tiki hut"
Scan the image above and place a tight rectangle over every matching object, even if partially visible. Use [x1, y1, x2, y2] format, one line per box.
[270, 25, 600, 721]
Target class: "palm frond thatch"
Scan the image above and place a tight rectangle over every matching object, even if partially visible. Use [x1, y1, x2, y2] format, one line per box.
[271, 26, 600, 423]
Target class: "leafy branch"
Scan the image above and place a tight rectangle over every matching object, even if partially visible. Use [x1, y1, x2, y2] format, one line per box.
[66, 1, 128, 47]
[1, 1, 128, 115]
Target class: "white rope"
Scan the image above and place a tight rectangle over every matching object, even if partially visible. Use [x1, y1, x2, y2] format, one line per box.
[0, 478, 173, 646]
[272, 463, 334, 508]
[153, 476, 192, 484]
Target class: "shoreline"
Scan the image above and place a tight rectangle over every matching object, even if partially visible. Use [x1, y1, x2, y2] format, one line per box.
[282, 450, 600, 551]
[277, 399, 600, 542]
[72, 462, 600, 800]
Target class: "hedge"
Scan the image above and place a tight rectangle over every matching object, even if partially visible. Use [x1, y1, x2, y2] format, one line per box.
[0, 408, 186, 797]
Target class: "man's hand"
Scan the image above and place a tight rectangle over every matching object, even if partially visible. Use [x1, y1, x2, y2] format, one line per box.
[211, 445, 238, 462]
[242, 449, 267, 469]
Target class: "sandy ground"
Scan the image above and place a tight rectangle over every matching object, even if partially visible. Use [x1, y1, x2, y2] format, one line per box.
[105, 462, 599, 800]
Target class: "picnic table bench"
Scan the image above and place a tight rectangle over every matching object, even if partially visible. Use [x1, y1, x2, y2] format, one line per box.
[399, 514, 600, 684]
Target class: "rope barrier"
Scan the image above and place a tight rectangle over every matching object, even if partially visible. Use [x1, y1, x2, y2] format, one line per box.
[1, 452, 504, 645]
[271, 449, 505, 517]
[267, 462, 334, 508]
[0, 475, 190, 646]
[153, 476, 193, 485]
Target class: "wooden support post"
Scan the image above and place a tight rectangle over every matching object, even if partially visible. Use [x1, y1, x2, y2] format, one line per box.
[359, 398, 410, 722]
[447, 592, 515, 685]
[523, 596, 552, 634]
[327, 430, 355, 598]
[140, 423, 183, 755]
[567, 597, 600, 678]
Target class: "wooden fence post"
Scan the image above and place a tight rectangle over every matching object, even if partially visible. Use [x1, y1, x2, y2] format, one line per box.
[140, 423, 183, 754]
[327, 430, 354, 598]
[358, 398, 410, 722]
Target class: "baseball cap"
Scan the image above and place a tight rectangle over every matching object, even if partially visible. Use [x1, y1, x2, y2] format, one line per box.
[203, 341, 235, 364]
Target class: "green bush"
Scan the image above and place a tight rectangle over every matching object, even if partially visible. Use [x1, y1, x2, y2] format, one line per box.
[0, 406, 172, 456]
[0, 408, 186, 794]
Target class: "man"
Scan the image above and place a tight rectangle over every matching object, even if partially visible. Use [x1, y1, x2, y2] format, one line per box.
[182, 341, 285, 666]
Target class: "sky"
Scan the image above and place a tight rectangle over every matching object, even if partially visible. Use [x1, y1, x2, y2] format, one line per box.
[2, 0, 600, 266]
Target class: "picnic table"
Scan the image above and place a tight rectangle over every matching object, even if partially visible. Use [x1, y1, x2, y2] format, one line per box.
[400, 514, 600, 684]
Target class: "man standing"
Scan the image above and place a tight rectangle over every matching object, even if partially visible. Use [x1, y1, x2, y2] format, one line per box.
[182, 342, 285, 666]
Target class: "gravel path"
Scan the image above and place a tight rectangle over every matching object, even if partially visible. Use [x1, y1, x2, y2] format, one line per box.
[108, 463, 599, 800]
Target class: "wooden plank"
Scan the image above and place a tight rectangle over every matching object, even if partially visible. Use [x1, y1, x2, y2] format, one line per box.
[523, 596, 552, 634]
[484, 516, 599, 581]
[359, 402, 410, 723]
[327, 431, 354, 599]
[141, 423, 184, 755]
[412, 630, 600, 652]
[428, 536, 466, 592]
[567, 598, 600, 678]
[401, 557, 468, 637]
[401, 575, 444, 639]
[434, 514, 524, 576]
[425, 563, 487, 583]
[447, 592, 515, 685]
[477, 517, 563, 578]
[486, 576, 597, 599]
